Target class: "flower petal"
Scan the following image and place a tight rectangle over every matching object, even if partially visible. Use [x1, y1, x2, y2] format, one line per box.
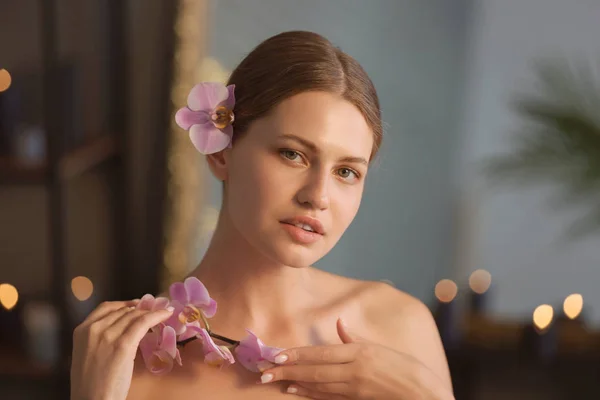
[201, 298, 217, 318]
[260, 345, 283, 362]
[197, 328, 219, 353]
[169, 282, 188, 305]
[177, 322, 202, 341]
[189, 123, 232, 154]
[197, 329, 235, 366]
[163, 300, 187, 335]
[175, 107, 209, 130]
[138, 294, 155, 311]
[187, 83, 229, 112]
[234, 330, 285, 372]
[184, 277, 211, 306]
[150, 349, 174, 375]
[160, 326, 178, 359]
[222, 84, 236, 109]
[139, 330, 160, 371]
[222, 124, 234, 149]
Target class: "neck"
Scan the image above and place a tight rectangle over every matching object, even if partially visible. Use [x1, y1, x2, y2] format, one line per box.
[187, 206, 316, 341]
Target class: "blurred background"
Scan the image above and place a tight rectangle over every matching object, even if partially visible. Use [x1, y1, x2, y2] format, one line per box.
[1, 0, 600, 399]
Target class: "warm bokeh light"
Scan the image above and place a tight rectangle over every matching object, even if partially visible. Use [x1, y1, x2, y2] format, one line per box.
[533, 304, 554, 331]
[71, 276, 94, 301]
[0, 69, 11, 92]
[563, 293, 583, 320]
[0, 283, 19, 310]
[469, 269, 492, 294]
[435, 279, 458, 303]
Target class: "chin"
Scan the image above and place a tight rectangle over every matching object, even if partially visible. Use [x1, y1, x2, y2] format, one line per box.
[260, 234, 329, 269]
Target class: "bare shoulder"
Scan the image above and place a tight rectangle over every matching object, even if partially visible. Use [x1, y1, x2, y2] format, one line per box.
[356, 280, 452, 389]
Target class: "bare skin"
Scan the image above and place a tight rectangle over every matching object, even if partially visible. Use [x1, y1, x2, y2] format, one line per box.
[127, 270, 452, 400]
[71, 91, 453, 400]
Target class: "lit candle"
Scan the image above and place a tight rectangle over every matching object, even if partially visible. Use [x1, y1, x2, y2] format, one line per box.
[0, 283, 21, 346]
[561, 293, 584, 323]
[522, 304, 557, 364]
[433, 279, 460, 349]
[69, 276, 98, 324]
[468, 269, 492, 316]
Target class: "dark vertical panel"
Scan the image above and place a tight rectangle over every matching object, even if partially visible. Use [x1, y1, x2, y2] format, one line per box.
[40, 0, 70, 397]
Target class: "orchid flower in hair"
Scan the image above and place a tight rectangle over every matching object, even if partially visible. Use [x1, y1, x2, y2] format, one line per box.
[137, 276, 285, 375]
[175, 82, 236, 154]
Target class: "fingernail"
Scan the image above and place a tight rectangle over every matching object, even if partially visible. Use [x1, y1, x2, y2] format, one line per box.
[261, 373, 273, 383]
[275, 354, 288, 364]
[166, 306, 175, 312]
[287, 386, 298, 394]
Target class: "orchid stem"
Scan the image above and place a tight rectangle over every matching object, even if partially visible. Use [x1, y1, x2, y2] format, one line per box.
[209, 332, 240, 346]
[200, 312, 211, 332]
[176, 331, 239, 347]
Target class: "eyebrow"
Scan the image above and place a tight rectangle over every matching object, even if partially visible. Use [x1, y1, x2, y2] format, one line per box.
[278, 133, 369, 166]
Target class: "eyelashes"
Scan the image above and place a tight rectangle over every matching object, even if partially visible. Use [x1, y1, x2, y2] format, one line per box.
[278, 149, 361, 183]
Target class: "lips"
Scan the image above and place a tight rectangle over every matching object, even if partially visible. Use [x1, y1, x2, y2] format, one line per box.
[280, 216, 325, 235]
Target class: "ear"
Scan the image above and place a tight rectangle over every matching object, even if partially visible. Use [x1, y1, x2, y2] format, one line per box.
[206, 148, 231, 181]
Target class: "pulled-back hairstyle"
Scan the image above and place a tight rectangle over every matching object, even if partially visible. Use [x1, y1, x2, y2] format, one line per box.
[227, 31, 382, 159]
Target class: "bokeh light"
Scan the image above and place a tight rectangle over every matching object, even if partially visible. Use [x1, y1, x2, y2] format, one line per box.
[0, 69, 12, 92]
[435, 279, 458, 303]
[533, 304, 554, 331]
[563, 293, 583, 320]
[469, 269, 492, 294]
[0, 283, 19, 310]
[71, 276, 94, 301]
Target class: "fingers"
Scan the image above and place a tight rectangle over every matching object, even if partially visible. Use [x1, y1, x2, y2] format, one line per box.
[275, 344, 358, 365]
[99, 306, 136, 328]
[261, 364, 351, 384]
[288, 382, 350, 397]
[80, 300, 139, 327]
[117, 307, 175, 347]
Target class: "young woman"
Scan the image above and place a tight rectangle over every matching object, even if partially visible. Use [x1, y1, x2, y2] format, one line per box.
[70, 31, 454, 400]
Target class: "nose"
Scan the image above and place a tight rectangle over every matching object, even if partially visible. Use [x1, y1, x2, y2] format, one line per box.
[296, 170, 330, 210]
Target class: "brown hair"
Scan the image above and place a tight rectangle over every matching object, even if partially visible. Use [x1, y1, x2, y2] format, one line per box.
[227, 31, 383, 159]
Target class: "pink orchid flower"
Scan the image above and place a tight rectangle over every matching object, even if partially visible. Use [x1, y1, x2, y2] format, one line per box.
[139, 325, 182, 375]
[135, 294, 170, 332]
[234, 329, 285, 372]
[175, 82, 236, 154]
[194, 328, 236, 368]
[164, 277, 217, 339]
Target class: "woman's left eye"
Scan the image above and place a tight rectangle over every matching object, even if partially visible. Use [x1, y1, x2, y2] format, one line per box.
[337, 168, 359, 181]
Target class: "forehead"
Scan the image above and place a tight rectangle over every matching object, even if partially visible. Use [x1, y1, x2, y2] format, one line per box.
[257, 91, 374, 159]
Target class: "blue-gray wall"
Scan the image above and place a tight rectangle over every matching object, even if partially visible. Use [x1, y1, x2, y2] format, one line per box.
[458, 0, 600, 325]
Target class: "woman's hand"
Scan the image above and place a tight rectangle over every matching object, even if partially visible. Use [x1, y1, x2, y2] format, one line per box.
[70, 300, 174, 400]
[260, 319, 455, 400]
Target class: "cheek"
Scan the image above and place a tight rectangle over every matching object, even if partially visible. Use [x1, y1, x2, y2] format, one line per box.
[227, 153, 285, 227]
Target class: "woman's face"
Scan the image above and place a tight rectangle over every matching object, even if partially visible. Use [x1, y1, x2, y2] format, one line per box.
[221, 91, 374, 267]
